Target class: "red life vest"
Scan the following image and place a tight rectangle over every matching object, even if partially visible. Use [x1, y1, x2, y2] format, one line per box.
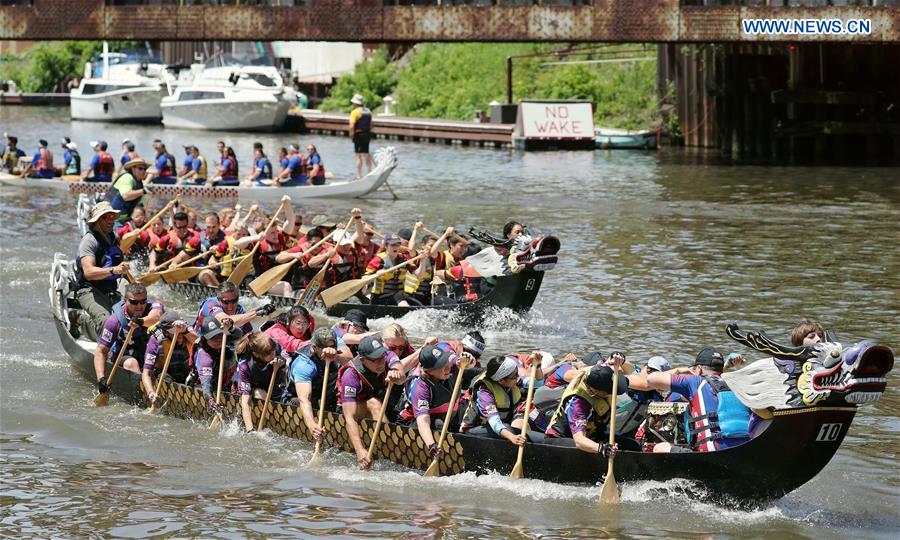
[448, 260, 482, 302]
[222, 157, 238, 179]
[97, 152, 115, 177]
[36, 149, 53, 173]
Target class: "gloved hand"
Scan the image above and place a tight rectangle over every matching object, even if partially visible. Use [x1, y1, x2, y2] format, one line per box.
[97, 376, 109, 394]
[130, 317, 144, 328]
[255, 303, 276, 317]
[206, 397, 223, 414]
[427, 443, 442, 459]
[599, 442, 618, 458]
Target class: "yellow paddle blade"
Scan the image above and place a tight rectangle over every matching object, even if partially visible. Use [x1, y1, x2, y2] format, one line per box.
[120, 230, 141, 253]
[137, 272, 161, 286]
[228, 250, 256, 286]
[320, 277, 369, 308]
[423, 459, 441, 477]
[94, 391, 110, 407]
[160, 266, 204, 284]
[208, 414, 221, 430]
[248, 260, 295, 297]
[599, 471, 620, 504]
[509, 460, 524, 480]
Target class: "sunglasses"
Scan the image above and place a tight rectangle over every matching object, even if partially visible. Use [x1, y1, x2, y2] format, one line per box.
[175, 225, 188, 231]
[218, 297, 238, 305]
[365, 232, 375, 237]
[126, 298, 147, 305]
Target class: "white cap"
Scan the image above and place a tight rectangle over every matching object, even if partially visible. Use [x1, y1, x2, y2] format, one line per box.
[539, 351, 555, 371]
[66, 142, 78, 150]
[647, 356, 672, 372]
[331, 229, 353, 246]
[89, 140, 99, 149]
[122, 137, 131, 144]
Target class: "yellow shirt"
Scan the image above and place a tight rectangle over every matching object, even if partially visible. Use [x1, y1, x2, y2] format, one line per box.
[349, 107, 362, 128]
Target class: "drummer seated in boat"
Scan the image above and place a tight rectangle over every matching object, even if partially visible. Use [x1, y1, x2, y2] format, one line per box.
[631, 347, 751, 453]
[93, 283, 165, 396]
[288, 328, 347, 441]
[235, 331, 289, 433]
[364, 234, 411, 306]
[543, 358, 635, 455]
[191, 317, 242, 414]
[459, 355, 548, 447]
[141, 311, 198, 406]
[194, 281, 276, 338]
[338, 334, 404, 470]
[398, 344, 463, 458]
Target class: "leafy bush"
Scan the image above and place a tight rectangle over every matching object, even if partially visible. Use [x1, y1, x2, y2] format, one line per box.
[3, 41, 137, 92]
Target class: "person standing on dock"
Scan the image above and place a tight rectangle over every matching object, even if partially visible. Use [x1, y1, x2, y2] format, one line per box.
[348, 94, 373, 179]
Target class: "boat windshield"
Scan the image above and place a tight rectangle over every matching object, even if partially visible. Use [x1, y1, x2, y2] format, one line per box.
[91, 48, 164, 66]
[205, 53, 276, 68]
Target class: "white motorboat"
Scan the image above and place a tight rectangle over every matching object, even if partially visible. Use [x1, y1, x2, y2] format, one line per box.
[70, 47, 170, 123]
[161, 58, 295, 131]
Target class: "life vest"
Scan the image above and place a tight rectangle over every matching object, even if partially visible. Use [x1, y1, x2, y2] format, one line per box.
[104, 171, 144, 220]
[35, 149, 53, 174]
[108, 300, 152, 360]
[213, 236, 246, 278]
[327, 250, 359, 287]
[403, 256, 434, 297]
[368, 253, 406, 296]
[546, 371, 611, 439]
[399, 373, 454, 423]
[254, 239, 284, 275]
[307, 153, 325, 178]
[97, 151, 115, 177]
[194, 155, 208, 180]
[158, 152, 176, 177]
[75, 230, 124, 293]
[147, 326, 191, 375]
[336, 356, 387, 403]
[239, 356, 280, 394]
[190, 341, 236, 386]
[66, 149, 81, 175]
[354, 108, 372, 132]
[222, 157, 238, 179]
[448, 259, 482, 302]
[685, 376, 751, 450]
[288, 154, 305, 181]
[284, 344, 338, 411]
[193, 296, 246, 334]
[461, 372, 522, 430]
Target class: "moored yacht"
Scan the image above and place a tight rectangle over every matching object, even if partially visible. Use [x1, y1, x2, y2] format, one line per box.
[161, 57, 294, 131]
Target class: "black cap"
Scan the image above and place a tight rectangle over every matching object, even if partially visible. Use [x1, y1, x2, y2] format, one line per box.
[38, 139, 48, 147]
[582, 351, 604, 367]
[584, 365, 628, 395]
[419, 344, 455, 371]
[7, 135, 17, 144]
[397, 228, 413, 241]
[158, 310, 183, 331]
[201, 317, 242, 341]
[694, 347, 724, 371]
[342, 309, 369, 331]
[357, 335, 388, 360]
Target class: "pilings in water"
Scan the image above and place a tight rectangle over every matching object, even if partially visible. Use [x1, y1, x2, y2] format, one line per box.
[659, 43, 900, 163]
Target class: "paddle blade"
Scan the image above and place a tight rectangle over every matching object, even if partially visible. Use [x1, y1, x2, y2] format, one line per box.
[120, 231, 140, 253]
[208, 414, 222, 430]
[248, 260, 294, 297]
[599, 470, 619, 504]
[137, 272, 161, 286]
[423, 458, 441, 477]
[161, 266, 203, 283]
[320, 277, 367, 308]
[510, 461, 524, 480]
[94, 391, 110, 407]
[228, 253, 255, 286]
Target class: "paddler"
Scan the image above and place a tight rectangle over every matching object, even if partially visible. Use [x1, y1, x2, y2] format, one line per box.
[245, 144, 274, 186]
[364, 233, 410, 306]
[331, 308, 373, 356]
[445, 330, 486, 368]
[248, 197, 296, 295]
[235, 331, 289, 432]
[179, 146, 208, 185]
[148, 141, 177, 184]
[272, 143, 306, 186]
[194, 281, 276, 337]
[94, 283, 165, 396]
[56, 139, 81, 176]
[207, 224, 253, 285]
[148, 211, 200, 272]
[263, 306, 316, 356]
[19, 138, 54, 178]
[104, 157, 150, 232]
[288, 328, 347, 441]
[82, 141, 115, 182]
[177, 144, 194, 178]
[141, 311, 198, 406]
[190, 317, 241, 414]
[195, 213, 227, 287]
[2, 135, 26, 173]
[543, 357, 631, 456]
[338, 334, 398, 469]
[74, 201, 130, 341]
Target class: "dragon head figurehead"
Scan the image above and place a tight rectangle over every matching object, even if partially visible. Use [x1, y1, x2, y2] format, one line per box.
[724, 323, 893, 408]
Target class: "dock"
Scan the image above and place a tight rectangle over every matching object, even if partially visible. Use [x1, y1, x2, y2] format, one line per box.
[291, 110, 514, 148]
[0, 93, 70, 106]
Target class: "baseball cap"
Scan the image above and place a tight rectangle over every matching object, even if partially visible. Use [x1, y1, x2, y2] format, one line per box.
[331, 229, 353, 246]
[122, 138, 132, 145]
[647, 356, 672, 372]
[419, 344, 456, 371]
[582, 351, 604, 367]
[89, 140, 99, 149]
[357, 335, 388, 360]
[397, 228, 413, 241]
[87, 201, 119, 223]
[584, 365, 628, 395]
[310, 327, 337, 349]
[342, 309, 369, 331]
[694, 347, 724, 371]
[38, 139, 48, 147]
[383, 234, 402, 245]
[157, 310, 183, 331]
[200, 317, 241, 340]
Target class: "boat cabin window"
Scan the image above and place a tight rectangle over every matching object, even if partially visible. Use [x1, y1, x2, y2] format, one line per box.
[243, 73, 277, 87]
[179, 91, 226, 101]
[80, 83, 132, 95]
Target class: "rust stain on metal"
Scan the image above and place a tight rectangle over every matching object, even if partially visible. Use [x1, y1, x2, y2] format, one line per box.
[0, 1, 898, 42]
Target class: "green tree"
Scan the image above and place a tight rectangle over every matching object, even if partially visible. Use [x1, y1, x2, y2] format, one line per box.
[5, 40, 138, 92]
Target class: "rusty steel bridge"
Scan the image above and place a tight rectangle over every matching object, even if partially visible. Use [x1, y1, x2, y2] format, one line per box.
[2, 0, 899, 43]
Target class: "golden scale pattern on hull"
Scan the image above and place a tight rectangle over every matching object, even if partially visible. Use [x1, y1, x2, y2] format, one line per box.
[158, 381, 467, 474]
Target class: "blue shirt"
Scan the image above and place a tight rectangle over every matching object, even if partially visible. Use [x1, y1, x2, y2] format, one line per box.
[155, 154, 168, 172]
[289, 335, 347, 384]
[286, 155, 305, 182]
[182, 154, 194, 170]
[307, 153, 324, 177]
[279, 157, 289, 170]
[254, 157, 272, 180]
[63, 150, 73, 166]
[120, 153, 132, 166]
[89, 154, 110, 181]
[670, 374, 748, 451]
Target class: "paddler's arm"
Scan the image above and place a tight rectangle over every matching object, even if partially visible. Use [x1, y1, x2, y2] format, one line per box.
[307, 247, 335, 268]
[416, 413, 436, 448]
[93, 343, 111, 383]
[295, 381, 325, 440]
[573, 430, 606, 454]
[350, 208, 364, 243]
[80, 255, 129, 281]
[341, 399, 371, 469]
[281, 196, 295, 237]
[389, 336, 439, 381]
[408, 222, 422, 254]
[240, 393, 255, 432]
[431, 227, 454, 258]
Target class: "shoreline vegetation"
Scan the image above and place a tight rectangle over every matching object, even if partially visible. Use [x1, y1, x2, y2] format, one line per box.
[322, 43, 666, 131]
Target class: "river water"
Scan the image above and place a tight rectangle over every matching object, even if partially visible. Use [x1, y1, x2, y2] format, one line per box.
[1, 106, 898, 538]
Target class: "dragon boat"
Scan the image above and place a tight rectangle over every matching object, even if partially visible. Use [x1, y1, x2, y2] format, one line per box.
[49, 255, 894, 504]
[0, 147, 397, 201]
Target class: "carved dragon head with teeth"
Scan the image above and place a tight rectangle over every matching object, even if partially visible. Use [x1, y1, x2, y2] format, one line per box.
[723, 323, 894, 409]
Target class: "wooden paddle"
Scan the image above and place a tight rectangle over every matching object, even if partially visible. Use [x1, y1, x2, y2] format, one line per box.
[365, 380, 395, 467]
[160, 254, 250, 284]
[256, 362, 281, 432]
[94, 323, 137, 406]
[320, 252, 426, 308]
[599, 363, 621, 504]
[247, 231, 331, 297]
[146, 327, 181, 415]
[423, 355, 471, 477]
[510, 362, 539, 479]
[228, 202, 287, 286]
[121, 197, 179, 253]
[308, 358, 333, 465]
[136, 253, 185, 285]
[208, 330, 231, 430]
[296, 216, 356, 308]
